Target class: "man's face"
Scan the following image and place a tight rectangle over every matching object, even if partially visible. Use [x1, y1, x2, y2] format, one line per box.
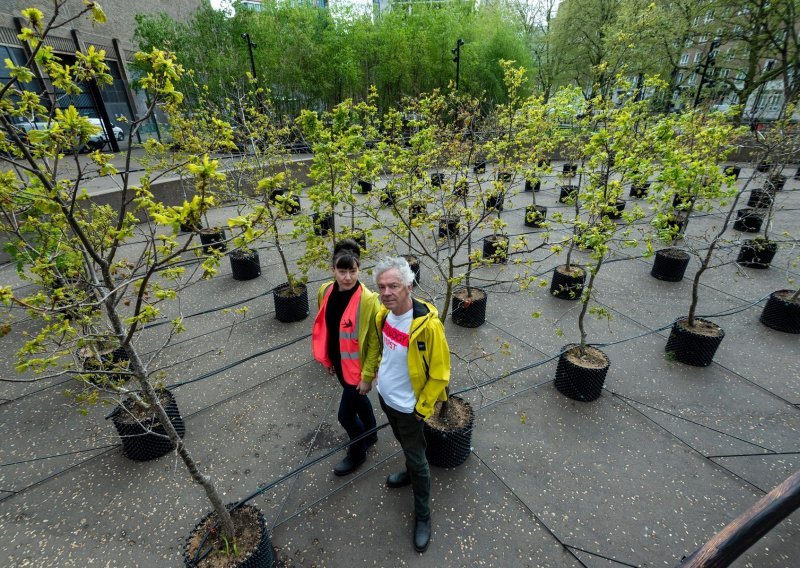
[377, 268, 412, 315]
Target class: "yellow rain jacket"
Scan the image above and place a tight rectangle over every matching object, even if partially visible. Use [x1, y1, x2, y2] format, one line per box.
[376, 298, 451, 419]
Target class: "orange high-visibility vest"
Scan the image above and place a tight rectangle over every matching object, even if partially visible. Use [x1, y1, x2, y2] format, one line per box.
[312, 284, 363, 385]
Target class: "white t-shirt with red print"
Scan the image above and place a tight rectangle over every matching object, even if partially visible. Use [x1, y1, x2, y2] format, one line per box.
[376, 308, 416, 413]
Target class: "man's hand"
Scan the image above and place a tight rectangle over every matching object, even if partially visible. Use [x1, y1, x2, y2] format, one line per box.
[356, 380, 372, 395]
[326, 366, 336, 377]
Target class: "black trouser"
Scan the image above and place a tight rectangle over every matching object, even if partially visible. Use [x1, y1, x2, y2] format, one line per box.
[380, 396, 430, 520]
[338, 384, 376, 460]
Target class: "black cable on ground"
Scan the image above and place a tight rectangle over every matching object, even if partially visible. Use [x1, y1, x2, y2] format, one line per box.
[0, 444, 118, 468]
[469, 450, 590, 568]
[610, 391, 767, 495]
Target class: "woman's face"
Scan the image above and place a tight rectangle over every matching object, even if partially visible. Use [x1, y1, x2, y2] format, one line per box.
[333, 263, 359, 291]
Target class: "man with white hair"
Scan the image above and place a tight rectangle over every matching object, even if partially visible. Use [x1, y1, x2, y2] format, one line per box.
[372, 256, 450, 553]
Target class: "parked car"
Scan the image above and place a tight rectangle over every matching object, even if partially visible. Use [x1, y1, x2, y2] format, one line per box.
[9, 119, 107, 152]
[87, 117, 124, 142]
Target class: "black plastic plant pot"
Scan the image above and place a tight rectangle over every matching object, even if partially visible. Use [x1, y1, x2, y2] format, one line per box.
[737, 239, 778, 269]
[629, 182, 650, 199]
[524, 179, 541, 192]
[180, 218, 201, 233]
[482, 235, 509, 264]
[473, 160, 487, 174]
[757, 160, 772, 173]
[760, 290, 800, 334]
[795, 167, 800, 180]
[747, 188, 774, 209]
[350, 230, 367, 252]
[439, 215, 460, 239]
[559, 185, 578, 203]
[230, 249, 261, 281]
[604, 199, 626, 219]
[562, 163, 577, 176]
[673, 194, 696, 208]
[451, 287, 487, 328]
[496, 171, 513, 183]
[424, 396, 474, 468]
[410, 204, 426, 221]
[733, 208, 763, 233]
[402, 254, 421, 286]
[270, 189, 301, 215]
[380, 189, 395, 206]
[486, 193, 504, 211]
[312, 212, 335, 236]
[650, 248, 690, 282]
[273, 282, 309, 323]
[358, 179, 373, 194]
[430, 173, 446, 187]
[199, 228, 227, 255]
[184, 503, 275, 568]
[110, 389, 185, 462]
[550, 265, 585, 300]
[724, 165, 741, 179]
[524, 205, 547, 228]
[665, 317, 725, 367]
[554, 344, 610, 402]
[766, 174, 787, 192]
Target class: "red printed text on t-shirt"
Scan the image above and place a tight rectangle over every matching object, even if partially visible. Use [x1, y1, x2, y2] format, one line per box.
[383, 323, 409, 350]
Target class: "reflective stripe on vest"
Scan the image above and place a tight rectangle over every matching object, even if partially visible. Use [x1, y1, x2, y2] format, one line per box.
[338, 286, 362, 385]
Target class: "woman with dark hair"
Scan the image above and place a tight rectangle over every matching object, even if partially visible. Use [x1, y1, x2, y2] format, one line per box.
[312, 239, 381, 475]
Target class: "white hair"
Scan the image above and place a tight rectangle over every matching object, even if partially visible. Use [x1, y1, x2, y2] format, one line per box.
[373, 256, 415, 287]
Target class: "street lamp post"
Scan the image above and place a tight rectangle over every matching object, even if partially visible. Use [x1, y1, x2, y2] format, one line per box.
[241, 32, 257, 81]
[693, 38, 720, 108]
[452, 38, 464, 91]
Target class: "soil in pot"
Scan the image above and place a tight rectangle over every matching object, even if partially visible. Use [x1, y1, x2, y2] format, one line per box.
[424, 396, 474, 468]
[483, 235, 509, 264]
[496, 171, 513, 183]
[629, 182, 650, 198]
[665, 317, 724, 367]
[473, 160, 487, 174]
[199, 229, 227, 255]
[430, 173, 446, 187]
[737, 239, 778, 269]
[273, 283, 309, 322]
[439, 215, 460, 239]
[733, 208, 763, 233]
[402, 254, 420, 285]
[184, 503, 275, 568]
[230, 249, 261, 281]
[454, 178, 469, 198]
[525, 205, 547, 228]
[524, 179, 541, 192]
[409, 204, 426, 222]
[550, 265, 585, 300]
[554, 344, 610, 402]
[451, 287, 487, 328]
[559, 185, 578, 203]
[110, 389, 185, 461]
[79, 346, 129, 386]
[760, 290, 800, 334]
[650, 248, 690, 282]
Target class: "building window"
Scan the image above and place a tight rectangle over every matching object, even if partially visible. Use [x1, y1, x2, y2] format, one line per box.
[766, 94, 781, 110]
[736, 71, 746, 81]
[718, 68, 730, 79]
[680, 54, 689, 65]
[699, 35, 708, 44]
[694, 52, 703, 63]
[704, 11, 714, 23]
[676, 72, 684, 84]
